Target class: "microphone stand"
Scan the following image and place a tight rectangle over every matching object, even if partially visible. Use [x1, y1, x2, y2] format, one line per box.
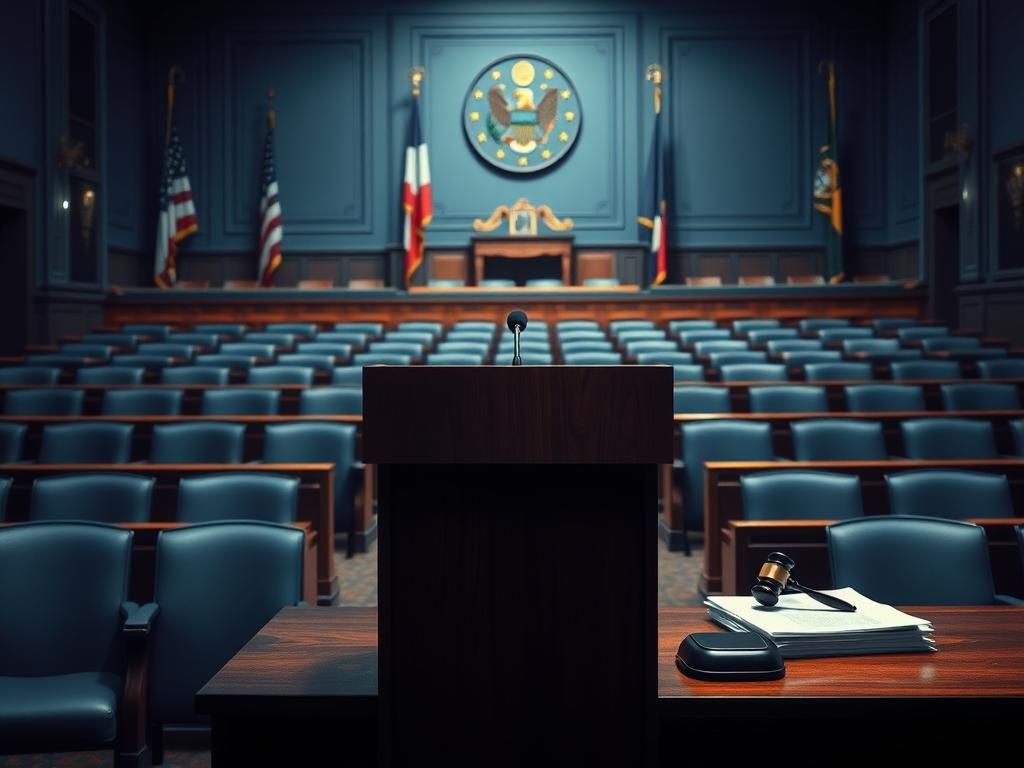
[512, 324, 522, 366]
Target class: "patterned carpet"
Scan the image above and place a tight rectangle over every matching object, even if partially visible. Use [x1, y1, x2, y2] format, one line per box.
[2, 539, 704, 767]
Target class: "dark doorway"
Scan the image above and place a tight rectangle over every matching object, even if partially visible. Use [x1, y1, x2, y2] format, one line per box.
[0, 205, 30, 355]
[929, 204, 959, 328]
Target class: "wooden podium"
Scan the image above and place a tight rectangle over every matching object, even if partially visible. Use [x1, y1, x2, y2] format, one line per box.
[363, 365, 672, 766]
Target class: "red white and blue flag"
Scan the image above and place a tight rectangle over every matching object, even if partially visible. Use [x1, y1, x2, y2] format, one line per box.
[402, 96, 432, 286]
[258, 123, 283, 286]
[154, 126, 198, 287]
[638, 107, 667, 286]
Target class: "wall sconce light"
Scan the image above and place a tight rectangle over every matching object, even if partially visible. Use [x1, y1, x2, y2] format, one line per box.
[944, 123, 972, 163]
[1008, 163, 1024, 231]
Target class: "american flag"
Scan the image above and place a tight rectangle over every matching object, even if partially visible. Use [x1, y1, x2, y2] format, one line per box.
[258, 123, 283, 286]
[402, 95, 431, 286]
[154, 126, 198, 287]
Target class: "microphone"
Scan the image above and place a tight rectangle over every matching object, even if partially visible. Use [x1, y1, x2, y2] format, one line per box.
[506, 309, 528, 366]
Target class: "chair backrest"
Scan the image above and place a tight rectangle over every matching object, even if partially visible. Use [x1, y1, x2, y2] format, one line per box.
[161, 366, 231, 385]
[674, 386, 731, 413]
[352, 353, 413, 366]
[890, 360, 962, 381]
[635, 351, 693, 366]
[818, 327, 874, 341]
[0, 366, 61, 385]
[694, 340, 748, 355]
[525, 279, 563, 288]
[331, 367, 363, 387]
[842, 338, 900, 354]
[39, 422, 134, 463]
[384, 331, 435, 346]
[0, 422, 27, 462]
[747, 328, 799, 344]
[828, 516, 995, 604]
[194, 354, 255, 371]
[4, 388, 84, 416]
[791, 419, 887, 461]
[220, 342, 277, 358]
[367, 342, 423, 357]
[668, 320, 717, 333]
[0, 476, 10, 521]
[732, 319, 780, 334]
[201, 388, 280, 415]
[150, 422, 246, 463]
[76, 365, 147, 385]
[452, 321, 497, 333]
[798, 318, 850, 333]
[276, 353, 336, 372]
[137, 342, 196, 360]
[446, 332, 494, 345]
[102, 388, 184, 416]
[316, 331, 369, 347]
[427, 353, 485, 366]
[719, 364, 788, 382]
[31, 473, 153, 523]
[148, 522, 304, 724]
[561, 340, 614, 355]
[0, 521, 132, 675]
[609, 319, 656, 334]
[297, 342, 352, 358]
[437, 341, 490, 357]
[896, 325, 949, 342]
[672, 364, 706, 382]
[616, 330, 666, 344]
[562, 352, 622, 365]
[886, 469, 1014, 520]
[871, 317, 917, 331]
[977, 358, 1024, 379]
[708, 351, 768, 368]
[940, 383, 1021, 411]
[766, 339, 824, 354]
[247, 366, 316, 385]
[900, 418, 998, 460]
[781, 350, 844, 366]
[265, 322, 319, 340]
[804, 362, 874, 382]
[678, 329, 731, 344]
[242, 332, 296, 348]
[427, 279, 464, 288]
[681, 421, 774, 530]
[741, 470, 862, 521]
[166, 333, 220, 349]
[178, 473, 299, 523]
[264, 422, 357, 531]
[110, 354, 175, 370]
[844, 384, 925, 412]
[626, 341, 679, 358]
[1012, 418, 1024, 457]
[748, 385, 828, 414]
[557, 330, 607, 343]
[921, 336, 981, 352]
[299, 387, 363, 415]
[334, 322, 384, 337]
[194, 323, 248, 339]
[122, 323, 173, 339]
[398, 321, 445, 336]
[83, 332, 140, 350]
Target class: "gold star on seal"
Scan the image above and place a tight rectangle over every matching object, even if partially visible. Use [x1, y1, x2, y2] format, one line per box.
[477, 132, 487, 143]
[470, 111, 480, 121]
[539, 83, 548, 90]
[491, 70, 502, 80]
[474, 89, 483, 100]
[564, 111, 575, 122]
[496, 149, 506, 159]
[541, 149, 552, 159]
[558, 131, 569, 142]
[561, 89, 571, 100]
[518, 156, 528, 167]
[544, 69, 554, 79]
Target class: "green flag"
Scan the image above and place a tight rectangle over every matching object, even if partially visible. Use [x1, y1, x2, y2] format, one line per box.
[814, 61, 844, 282]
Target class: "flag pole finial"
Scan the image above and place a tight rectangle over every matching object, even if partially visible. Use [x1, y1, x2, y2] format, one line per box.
[409, 66, 425, 97]
[645, 64, 663, 114]
[267, 87, 276, 130]
[165, 65, 185, 147]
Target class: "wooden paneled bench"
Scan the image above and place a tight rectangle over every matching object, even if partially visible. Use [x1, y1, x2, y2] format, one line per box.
[701, 458, 1024, 595]
[0, 463, 337, 605]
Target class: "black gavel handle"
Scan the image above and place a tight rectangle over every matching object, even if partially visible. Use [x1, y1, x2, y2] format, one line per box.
[786, 579, 858, 612]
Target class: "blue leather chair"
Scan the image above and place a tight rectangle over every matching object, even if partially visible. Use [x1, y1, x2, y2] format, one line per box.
[845, 384, 925, 412]
[818, 327, 873, 341]
[264, 423, 357, 537]
[220, 342, 277, 358]
[194, 323, 248, 340]
[136, 343, 195, 361]
[708, 351, 768, 368]
[561, 340, 614, 355]
[525, 279, 563, 288]
[842, 338, 900, 355]
[672, 365, 706, 382]
[828, 516, 997, 604]
[635, 351, 693, 366]
[563, 352, 622, 365]
[110, 354, 175, 370]
[679, 329, 731, 344]
[296, 342, 352, 358]
[166, 332, 220, 350]
[1012, 418, 1024, 457]
[741, 470, 862, 521]
[0, 477, 10, 521]
[0, 521, 145, 763]
[617, 330, 666, 344]
[557, 330, 605, 343]
[316, 331, 369, 347]
[192, 354, 255, 371]
[122, 322, 172, 339]
[352, 353, 412, 366]
[977, 358, 1024, 379]
[4, 388, 84, 416]
[780, 351, 843, 366]
[804, 362, 874, 382]
[732, 319, 779, 334]
[102, 388, 184, 416]
[719, 364, 787, 382]
[265, 322, 319, 340]
[900, 418, 998, 460]
[299, 387, 363, 415]
[766, 339, 824, 354]
[748, 385, 828, 413]
[248, 366, 316, 385]
[31, 473, 153, 523]
[367, 342, 424, 358]
[427, 353, 484, 366]
[60, 343, 114, 361]
[798, 318, 850, 333]
[39, 423, 134, 464]
[76, 366, 147, 385]
[445, 331, 494, 345]
[398, 321, 444, 337]
[334, 322, 384, 337]
[791, 419, 887, 461]
[383, 331, 434, 346]
[145, 522, 303, 757]
[82, 332, 140, 351]
[921, 336, 981, 353]
[747, 328, 799, 344]
[870, 317, 916, 331]
[890, 360, 962, 381]
[161, 366, 230, 385]
[556, 320, 601, 333]
[452, 321, 497, 333]
[694, 340, 749, 355]
[331, 367, 363, 387]
[681, 421, 774, 533]
[609, 319, 656, 334]
[150, 423, 246, 463]
[625, 340, 678, 357]
[0, 423, 26, 463]
[274, 353, 335, 372]
[437, 341, 490, 357]
[886, 469, 1014, 520]
[243, 332, 296, 348]
[0, 366, 61, 385]
[668, 320, 717, 333]
[201, 389, 280, 416]
[674, 387, 731, 413]
[896, 326, 949, 342]
[940, 382, 1021, 411]
[178, 474, 298, 523]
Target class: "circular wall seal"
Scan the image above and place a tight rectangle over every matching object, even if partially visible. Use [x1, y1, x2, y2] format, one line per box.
[463, 55, 581, 174]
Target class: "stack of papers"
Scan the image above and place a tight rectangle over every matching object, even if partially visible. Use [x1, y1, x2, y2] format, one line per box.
[705, 587, 935, 659]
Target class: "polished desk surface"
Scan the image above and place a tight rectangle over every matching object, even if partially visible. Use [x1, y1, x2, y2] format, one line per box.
[197, 605, 1024, 717]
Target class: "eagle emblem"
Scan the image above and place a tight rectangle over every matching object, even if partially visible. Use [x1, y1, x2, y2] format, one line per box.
[464, 56, 581, 173]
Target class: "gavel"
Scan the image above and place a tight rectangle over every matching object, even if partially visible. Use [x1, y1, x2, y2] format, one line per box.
[752, 552, 857, 612]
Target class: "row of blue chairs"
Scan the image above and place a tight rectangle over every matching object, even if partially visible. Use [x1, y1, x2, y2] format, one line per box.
[0, 472, 301, 524]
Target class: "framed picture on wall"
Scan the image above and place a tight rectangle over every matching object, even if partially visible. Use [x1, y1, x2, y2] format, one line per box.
[994, 143, 1024, 274]
[508, 200, 538, 237]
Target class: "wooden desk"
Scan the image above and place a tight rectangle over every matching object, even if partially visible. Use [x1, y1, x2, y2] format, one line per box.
[197, 606, 1024, 765]
[471, 236, 574, 285]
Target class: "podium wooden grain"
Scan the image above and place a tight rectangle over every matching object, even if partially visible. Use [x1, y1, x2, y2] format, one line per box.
[364, 365, 673, 766]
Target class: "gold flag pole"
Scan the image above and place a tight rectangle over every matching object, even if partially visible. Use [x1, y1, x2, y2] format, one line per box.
[645, 63, 663, 114]
[267, 87, 276, 130]
[164, 65, 184, 147]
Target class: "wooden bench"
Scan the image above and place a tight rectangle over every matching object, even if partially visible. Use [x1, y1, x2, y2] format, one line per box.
[0, 463, 337, 605]
[701, 458, 1024, 595]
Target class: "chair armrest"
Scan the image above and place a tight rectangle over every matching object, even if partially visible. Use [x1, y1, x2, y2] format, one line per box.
[123, 602, 160, 635]
[994, 594, 1024, 607]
